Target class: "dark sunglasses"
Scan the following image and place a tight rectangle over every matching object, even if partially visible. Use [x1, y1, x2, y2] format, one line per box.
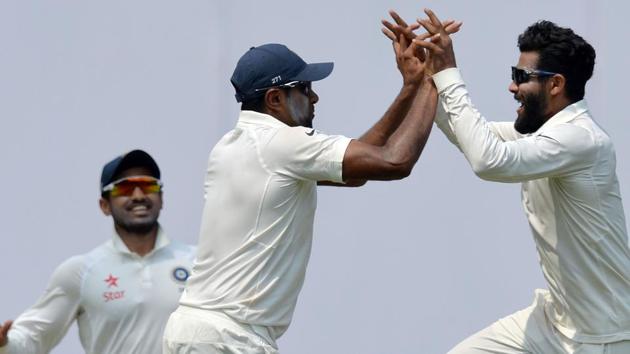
[511, 66, 557, 85]
[102, 176, 163, 197]
[254, 81, 312, 97]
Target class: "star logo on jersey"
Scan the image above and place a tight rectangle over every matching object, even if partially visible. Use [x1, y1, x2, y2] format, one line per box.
[104, 274, 119, 288]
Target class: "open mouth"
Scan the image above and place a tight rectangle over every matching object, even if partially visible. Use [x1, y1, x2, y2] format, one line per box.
[515, 96, 524, 115]
[128, 204, 151, 216]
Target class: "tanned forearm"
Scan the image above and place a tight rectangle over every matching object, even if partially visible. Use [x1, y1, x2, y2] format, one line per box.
[321, 82, 422, 187]
[358, 83, 419, 146]
[381, 77, 437, 175]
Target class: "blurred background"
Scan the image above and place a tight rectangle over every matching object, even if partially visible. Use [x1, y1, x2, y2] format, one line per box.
[1, 1, 627, 353]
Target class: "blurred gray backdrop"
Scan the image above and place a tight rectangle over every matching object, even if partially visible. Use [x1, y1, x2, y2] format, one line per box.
[1, 1, 627, 353]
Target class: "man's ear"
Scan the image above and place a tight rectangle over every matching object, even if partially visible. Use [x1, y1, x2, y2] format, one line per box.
[99, 197, 112, 216]
[264, 88, 285, 113]
[549, 74, 566, 97]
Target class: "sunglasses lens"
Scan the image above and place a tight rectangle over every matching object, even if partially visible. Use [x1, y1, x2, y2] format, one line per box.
[512, 67, 528, 85]
[302, 82, 311, 96]
[109, 177, 161, 197]
[287, 82, 311, 96]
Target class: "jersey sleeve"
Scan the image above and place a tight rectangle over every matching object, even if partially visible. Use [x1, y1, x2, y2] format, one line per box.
[435, 103, 521, 152]
[432, 68, 597, 183]
[262, 126, 352, 183]
[1, 256, 84, 354]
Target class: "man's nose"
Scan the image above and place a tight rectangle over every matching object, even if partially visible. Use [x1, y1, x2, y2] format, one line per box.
[310, 89, 319, 104]
[130, 186, 147, 200]
[508, 81, 519, 94]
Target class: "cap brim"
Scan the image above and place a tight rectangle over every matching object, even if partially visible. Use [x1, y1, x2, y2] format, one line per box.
[293, 62, 334, 82]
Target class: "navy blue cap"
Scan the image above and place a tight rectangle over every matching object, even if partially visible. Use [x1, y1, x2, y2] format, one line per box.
[231, 43, 334, 103]
[100, 149, 160, 191]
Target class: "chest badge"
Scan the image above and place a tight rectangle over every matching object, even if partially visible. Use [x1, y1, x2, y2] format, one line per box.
[172, 267, 190, 284]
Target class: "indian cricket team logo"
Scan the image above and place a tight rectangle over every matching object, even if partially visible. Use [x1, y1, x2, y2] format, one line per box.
[171, 266, 190, 284]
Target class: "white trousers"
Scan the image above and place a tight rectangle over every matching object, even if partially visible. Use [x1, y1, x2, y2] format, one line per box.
[448, 290, 630, 354]
[163, 306, 279, 354]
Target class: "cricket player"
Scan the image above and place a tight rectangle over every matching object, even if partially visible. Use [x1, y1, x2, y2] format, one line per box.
[0, 149, 196, 354]
[162, 31, 463, 353]
[387, 8, 630, 354]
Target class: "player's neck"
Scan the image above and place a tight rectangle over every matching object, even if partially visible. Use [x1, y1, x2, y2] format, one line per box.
[115, 225, 159, 257]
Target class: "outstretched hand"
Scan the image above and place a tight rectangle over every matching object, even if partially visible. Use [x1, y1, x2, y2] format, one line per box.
[0, 320, 13, 347]
[414, 8, 458, 73]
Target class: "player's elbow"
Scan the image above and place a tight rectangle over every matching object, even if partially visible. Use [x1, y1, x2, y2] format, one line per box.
[385, 160, 414, 180]
[471, 159, 488, 175]
[470, 159, 504, 181]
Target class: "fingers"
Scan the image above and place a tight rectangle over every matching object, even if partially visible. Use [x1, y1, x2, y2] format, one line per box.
[381, 26, 397, 41]
[383, 18, 418, 40]
[415, 31, 434, 41]
[407, 39, 427, 62]
[408, 22, 420, 31]
[444, 21, 463, 35]
[382, 20, 403, 40]
[417, 18, 439, 35]
[424, 8, 443, 28]
[413, 37, 444, 55]
[398, 33, 409, 52]
[392, 39, 402, 56]
[388, 9, 409, 27]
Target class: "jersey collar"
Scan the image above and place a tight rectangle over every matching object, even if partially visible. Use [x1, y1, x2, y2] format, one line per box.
[237, 110, 289, 129]
[536, 99, 589, 134]
[110, 225, 170, 257]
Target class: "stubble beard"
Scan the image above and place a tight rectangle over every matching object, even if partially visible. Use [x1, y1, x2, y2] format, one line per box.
[111, 203, 159, 235]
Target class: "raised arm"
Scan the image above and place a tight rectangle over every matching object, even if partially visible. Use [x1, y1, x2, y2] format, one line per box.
[354, 12, 430, 147]
[415, 9, 595, 182]
[340, 32, 437, 181]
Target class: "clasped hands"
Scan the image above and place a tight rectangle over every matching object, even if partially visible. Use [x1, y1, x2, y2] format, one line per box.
[382, 8, 461, 85]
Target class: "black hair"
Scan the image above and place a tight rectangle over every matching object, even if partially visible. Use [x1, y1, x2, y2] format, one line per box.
[240, 94, 266, 112]
[518, 20, 595, 102]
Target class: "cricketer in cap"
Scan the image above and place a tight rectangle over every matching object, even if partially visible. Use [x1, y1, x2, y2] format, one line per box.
[162, 30, 460, 353]
[0, 149, 196, 354]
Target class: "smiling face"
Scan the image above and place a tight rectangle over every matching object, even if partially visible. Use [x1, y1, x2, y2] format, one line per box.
[509, 51, 552, 134]
[99, 167, 162, 235]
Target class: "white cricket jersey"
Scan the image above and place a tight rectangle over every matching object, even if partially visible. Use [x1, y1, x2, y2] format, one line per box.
[180, 110, 351, 340]
[1, 227, 195, 354]
[433, 68, 630, 343]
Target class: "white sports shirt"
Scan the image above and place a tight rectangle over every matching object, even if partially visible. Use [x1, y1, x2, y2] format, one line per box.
[433, 67, 630, 343]
[1, 227, 196, 354]
[180, 110, 351, 340]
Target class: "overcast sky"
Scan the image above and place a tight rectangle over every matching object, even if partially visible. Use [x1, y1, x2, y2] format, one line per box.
[1, 1, 627, 353]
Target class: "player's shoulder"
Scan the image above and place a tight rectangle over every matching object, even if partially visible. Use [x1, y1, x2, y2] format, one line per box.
[278, 125, 323, 137]
[55, 254, 88, 273]
[48, 254, 90, 290]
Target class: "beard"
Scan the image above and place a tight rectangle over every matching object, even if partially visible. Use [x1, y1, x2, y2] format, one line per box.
[111, 201, 159, 234]
[114, 218, 158, 234]
[514, 90, 549, 134]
